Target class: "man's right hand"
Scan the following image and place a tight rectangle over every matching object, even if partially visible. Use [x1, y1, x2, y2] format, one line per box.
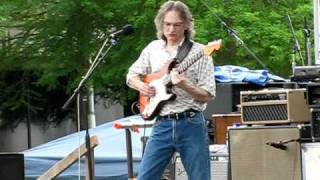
[139, 83, 156, 97]
[127, 75, 155, 97]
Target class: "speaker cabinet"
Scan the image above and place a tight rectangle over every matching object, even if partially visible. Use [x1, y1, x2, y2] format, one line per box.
[0, 153, 24, 180]
[311, 108, 320, 140]
[175, 153, 229, 180]
[228, 126, 302, 180]
[301, 143, 320, 180]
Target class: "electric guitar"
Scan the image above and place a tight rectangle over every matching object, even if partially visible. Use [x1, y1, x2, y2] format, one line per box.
[139, 39, 222, 120]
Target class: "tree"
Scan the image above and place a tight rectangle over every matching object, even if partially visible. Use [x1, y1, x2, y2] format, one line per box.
[0, 0, 313, 126]
[193, 0, 313, 76]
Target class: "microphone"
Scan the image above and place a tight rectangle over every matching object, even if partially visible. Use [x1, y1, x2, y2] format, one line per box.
[110, 24, 134, 38]
[266, 142, 287, 150]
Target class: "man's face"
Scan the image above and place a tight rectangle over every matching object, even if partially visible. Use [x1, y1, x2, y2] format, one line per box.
[163, 10, 186, 44]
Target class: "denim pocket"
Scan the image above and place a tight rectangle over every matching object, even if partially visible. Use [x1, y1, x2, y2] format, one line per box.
[186, 113, 203, 125]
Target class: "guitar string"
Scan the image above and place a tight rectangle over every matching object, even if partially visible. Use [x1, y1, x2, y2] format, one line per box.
[161, 50, 204, 86]
[178, 50, 204, 73]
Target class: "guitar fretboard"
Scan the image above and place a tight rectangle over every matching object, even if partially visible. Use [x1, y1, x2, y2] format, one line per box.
[177, 50, 204, 73]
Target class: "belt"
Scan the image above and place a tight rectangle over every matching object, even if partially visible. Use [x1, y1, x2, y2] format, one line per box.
[158, 109, 199, 120]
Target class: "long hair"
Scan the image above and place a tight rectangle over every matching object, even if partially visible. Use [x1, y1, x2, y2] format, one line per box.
[154, 1, 195, 40]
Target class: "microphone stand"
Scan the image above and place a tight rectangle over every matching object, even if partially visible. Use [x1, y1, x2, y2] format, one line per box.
[62, 35, 118, 180]
[220, 22, 268, 70]
[287, 14, 305, 67]
[303, 17, 312, 66]
[200, 1, 268, 70]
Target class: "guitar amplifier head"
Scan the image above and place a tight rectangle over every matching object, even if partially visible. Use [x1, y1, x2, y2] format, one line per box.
[240, 88, 311, 125]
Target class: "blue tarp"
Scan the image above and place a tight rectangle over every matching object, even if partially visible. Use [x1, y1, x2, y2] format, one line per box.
[24, 115, 152, 180]
[214, 65, 286, 86]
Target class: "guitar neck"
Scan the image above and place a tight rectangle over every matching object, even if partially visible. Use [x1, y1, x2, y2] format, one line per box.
[177, 50, 204, 73]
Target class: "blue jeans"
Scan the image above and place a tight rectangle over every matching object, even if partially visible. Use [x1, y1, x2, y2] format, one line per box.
[137, 112, 211, 180]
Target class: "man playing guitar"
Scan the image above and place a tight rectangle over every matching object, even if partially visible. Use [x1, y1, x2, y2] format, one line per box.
[126, 1, 216, 179]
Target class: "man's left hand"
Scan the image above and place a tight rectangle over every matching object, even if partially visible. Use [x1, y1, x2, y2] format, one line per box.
[170, 68, 186, 86]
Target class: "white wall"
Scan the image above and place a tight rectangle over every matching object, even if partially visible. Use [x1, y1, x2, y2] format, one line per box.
[0, 102, 123, 152]
[94, 100, 124, 126]
[0, 119, 77, 152]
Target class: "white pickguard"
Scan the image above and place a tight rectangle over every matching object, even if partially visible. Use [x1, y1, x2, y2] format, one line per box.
[142, 75, 173, 118]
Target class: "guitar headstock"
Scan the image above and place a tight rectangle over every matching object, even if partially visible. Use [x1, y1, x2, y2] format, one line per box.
[203, 39, 222, 56]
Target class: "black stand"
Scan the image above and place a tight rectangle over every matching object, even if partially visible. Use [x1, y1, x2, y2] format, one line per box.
[220, 21, 268, 70]
[62, 36, 117, 180]
[125, 129, 134, 179]
[287, 14, 304, 66]
[200, 1, 268, 70]
[303, 17, 312, 66]
[115, 120, 154, 179]
[141, 136, 149, 156]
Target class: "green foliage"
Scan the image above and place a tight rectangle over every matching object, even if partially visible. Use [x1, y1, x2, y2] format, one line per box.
[193, 0, 313, 76]
[0, 0, 313, 125]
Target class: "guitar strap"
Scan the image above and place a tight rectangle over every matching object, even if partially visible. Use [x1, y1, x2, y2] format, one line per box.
[174, 38, 193, 63]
